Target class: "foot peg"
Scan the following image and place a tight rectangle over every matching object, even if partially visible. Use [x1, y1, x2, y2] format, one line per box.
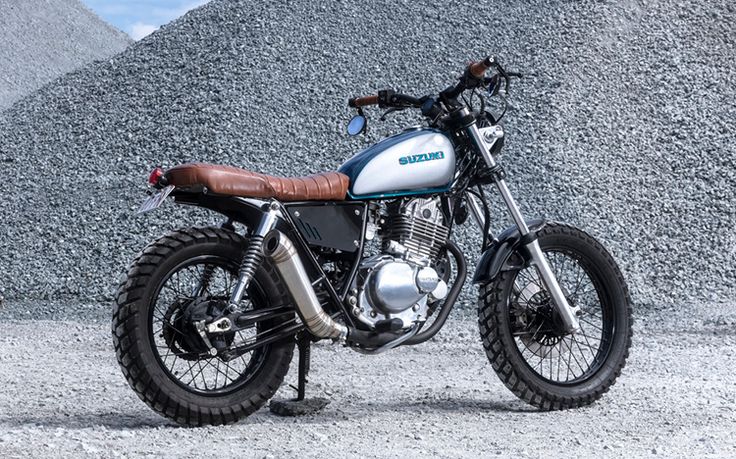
[270, 332, 329, 416]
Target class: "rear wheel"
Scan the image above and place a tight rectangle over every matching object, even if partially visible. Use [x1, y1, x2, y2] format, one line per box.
[113, 227, 295, 426]
[478, 222, 632, 410]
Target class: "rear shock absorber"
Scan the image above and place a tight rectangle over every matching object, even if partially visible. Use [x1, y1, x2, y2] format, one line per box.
[193, 219, 232, 297]
[193, 263, 216, 297]
[227, 201, 280, 312]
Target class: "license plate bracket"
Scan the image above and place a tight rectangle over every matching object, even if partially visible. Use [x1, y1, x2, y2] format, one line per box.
[136, 185, 175, 214]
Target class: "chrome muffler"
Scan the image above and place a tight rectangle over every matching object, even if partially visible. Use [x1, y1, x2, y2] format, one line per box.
[262, 230, 348, 341]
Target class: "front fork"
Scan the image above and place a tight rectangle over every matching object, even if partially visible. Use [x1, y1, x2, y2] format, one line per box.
[464, 113, 581, 333]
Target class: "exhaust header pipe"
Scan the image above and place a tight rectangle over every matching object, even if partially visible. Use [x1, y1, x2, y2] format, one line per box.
[262, 230, 348, 341]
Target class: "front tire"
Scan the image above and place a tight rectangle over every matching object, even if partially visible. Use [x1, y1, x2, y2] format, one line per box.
[478, 222, 632, 410]
[112, 227, 294, 426]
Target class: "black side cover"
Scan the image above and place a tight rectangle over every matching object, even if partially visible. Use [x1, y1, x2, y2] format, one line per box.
[285, 202, 365, 252]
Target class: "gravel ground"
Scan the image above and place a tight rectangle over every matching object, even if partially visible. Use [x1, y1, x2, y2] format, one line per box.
[0, 0, 131, 110]
[0, 302, 733, 458]
[0, 0, 734, 309]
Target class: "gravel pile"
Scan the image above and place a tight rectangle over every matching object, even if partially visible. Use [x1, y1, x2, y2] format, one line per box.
[0, 0, 734, 313]
[0, 0, 131, 111]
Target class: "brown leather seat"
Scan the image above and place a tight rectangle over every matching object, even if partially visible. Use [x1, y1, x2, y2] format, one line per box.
[165, 163, 350, 201]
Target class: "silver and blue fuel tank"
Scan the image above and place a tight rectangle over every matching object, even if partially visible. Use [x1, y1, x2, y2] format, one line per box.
[338, 128, 456, 199]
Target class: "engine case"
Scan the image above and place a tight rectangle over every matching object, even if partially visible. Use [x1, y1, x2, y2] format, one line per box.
[366, 260, 439, 314]
[350, 197, 450, 330]
[354, 255, 445, 329]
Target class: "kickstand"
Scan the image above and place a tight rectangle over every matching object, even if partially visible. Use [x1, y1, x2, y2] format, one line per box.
[296, 331, 310, 401]
[269, 332, 329, 416]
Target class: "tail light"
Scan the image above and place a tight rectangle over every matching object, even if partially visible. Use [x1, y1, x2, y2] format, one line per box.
[148, 167, 165, 186]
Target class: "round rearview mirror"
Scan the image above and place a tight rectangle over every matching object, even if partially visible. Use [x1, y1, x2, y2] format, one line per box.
[347, 115, 366, 136]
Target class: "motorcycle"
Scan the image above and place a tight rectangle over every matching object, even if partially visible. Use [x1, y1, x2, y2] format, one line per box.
[114, 55, 632, 426]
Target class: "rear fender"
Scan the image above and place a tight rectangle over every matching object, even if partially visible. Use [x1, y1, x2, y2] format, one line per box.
[173, 192, 275, 228]
[472, 219, 547, 284]
[171, 191, 339, 305]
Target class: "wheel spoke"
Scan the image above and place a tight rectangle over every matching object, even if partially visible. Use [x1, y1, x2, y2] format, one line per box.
[508, 248, 614, 384]
[147, 256, 282, 395]
[187, 360, 207, 387]
[569, 263, 586, 296]
[561, 337, 581, 379]
[534, 342, 556, 371]
[179, 361, 198, 385]
[204, 357, 236, 385]
[571, 335, 590, 369]
[579, 317, 604, 332]
[556, 340, 563, 381]
[577, 322, 601, 352]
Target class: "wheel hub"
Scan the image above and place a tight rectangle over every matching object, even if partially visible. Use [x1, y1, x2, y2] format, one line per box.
[162, 297, 233, 359]
[513, 285, 573, 356]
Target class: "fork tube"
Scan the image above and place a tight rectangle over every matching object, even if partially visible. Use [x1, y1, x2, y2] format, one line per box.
[464, 114, 580, 332]
[463, 113, 530, 234]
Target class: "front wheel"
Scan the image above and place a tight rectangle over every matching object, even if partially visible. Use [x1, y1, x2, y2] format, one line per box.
[478, 222, 632, 410]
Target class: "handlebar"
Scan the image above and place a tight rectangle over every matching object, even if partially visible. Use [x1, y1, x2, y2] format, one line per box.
[349, 90, 423, 109]
[348, 95, 380, 108]
[468, 55, 497, 78]
[347, 55, 520, 116]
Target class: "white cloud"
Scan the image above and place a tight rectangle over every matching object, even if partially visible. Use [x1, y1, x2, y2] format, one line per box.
[125, 1, 210, 40]
[129, 22, 159, 40]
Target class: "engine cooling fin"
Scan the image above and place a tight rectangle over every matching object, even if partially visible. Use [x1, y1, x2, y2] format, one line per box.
[384, 206, 450, 260]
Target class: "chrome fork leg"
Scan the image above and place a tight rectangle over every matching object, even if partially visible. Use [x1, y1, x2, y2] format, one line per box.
[465, 118, 580, 333]
[227, 201, 280, 311]
[525, 239, 581, 332]
[495, 179, 581, 333]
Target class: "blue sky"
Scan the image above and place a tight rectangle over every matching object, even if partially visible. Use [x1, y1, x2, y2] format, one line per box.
[81, 0, 209, 40]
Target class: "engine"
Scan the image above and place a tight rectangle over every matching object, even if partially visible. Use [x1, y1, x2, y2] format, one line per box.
[348, 197, 451, 330]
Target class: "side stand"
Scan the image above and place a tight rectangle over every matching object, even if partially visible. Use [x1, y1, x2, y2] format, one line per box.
[270, 332, 329, 416]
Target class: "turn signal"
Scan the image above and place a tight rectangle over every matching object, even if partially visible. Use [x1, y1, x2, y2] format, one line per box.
[148, 167, 165, 185]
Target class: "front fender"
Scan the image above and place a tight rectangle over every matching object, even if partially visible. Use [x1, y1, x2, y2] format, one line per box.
[472, 219, 547, 284]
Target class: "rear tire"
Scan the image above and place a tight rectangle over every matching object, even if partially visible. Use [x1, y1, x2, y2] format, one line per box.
[112, 227, 294, 426]
[478, 222, 632, 410]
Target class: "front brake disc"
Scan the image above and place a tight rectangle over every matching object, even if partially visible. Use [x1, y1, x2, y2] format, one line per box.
[514, 282, 562, 358]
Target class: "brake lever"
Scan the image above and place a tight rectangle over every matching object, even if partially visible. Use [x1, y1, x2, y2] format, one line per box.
[379, 106, 405, 121]
[484, 74, 501, 96]
[499, 70, 522, 94]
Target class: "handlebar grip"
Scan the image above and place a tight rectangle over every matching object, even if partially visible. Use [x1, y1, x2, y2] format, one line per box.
[469, 56, 496, 78]
[348, 95, 379, 108]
